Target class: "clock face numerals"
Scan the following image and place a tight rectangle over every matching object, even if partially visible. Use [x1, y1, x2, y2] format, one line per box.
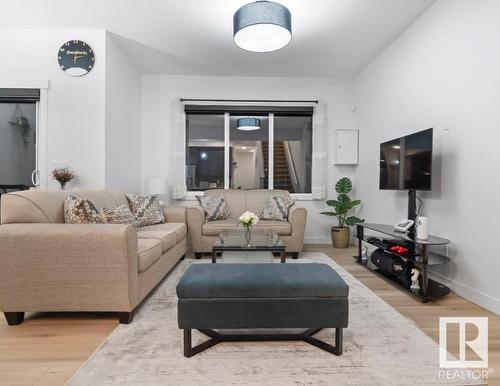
[58, 40, 95, 77]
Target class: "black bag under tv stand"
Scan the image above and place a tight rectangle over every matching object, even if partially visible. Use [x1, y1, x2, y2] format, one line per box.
[354, 223, 451, 303]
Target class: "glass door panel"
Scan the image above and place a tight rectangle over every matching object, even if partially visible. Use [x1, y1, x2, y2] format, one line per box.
[273, 115, 312, 193]
[185, 113, 225, 191]
[0, 102, 37, 194]
[229, 115, 269, 190]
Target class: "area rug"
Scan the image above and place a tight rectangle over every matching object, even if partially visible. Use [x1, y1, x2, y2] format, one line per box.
[68, 253, 482, 385]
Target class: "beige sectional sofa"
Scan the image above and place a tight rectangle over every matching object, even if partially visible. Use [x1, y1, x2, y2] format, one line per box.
[0, 189, 187, 325]
[187, 189, 306, 258]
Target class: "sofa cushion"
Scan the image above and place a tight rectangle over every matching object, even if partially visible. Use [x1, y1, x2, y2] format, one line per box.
[1, 190, 69, 224]
[138, 238, 163, 272]
[202, 219, 239, 236]
[74, 190, 128, 211]
[138, 223, 187, 251]
[0, 189, 129, 225]
[253, 220, 292, 235]
[177, 263, 349, 298]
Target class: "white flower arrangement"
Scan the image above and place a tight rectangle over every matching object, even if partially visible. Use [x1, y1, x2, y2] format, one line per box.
[239, 211, 259, 228]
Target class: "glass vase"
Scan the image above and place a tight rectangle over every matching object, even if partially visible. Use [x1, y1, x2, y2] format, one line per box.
[244, 226, 251, 246]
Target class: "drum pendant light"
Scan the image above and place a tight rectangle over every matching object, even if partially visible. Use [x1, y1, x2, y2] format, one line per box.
[233, 1, 292, 53]
[237, 118, 261, 131]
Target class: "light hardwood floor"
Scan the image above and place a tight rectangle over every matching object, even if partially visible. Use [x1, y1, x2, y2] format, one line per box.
[1, 245, 498, 385]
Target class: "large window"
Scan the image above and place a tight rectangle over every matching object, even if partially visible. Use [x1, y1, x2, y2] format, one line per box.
[185, 106, 313, 194]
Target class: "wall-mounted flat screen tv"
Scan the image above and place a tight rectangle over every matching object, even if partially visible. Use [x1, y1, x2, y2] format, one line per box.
[379, 128, 433, 191]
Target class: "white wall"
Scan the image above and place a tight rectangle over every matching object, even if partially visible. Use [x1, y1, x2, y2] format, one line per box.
[0, 29, 106, 190]
[105, 33, 141, 193]
[141, 75, 357, 243]
[355, 0, 500, 313]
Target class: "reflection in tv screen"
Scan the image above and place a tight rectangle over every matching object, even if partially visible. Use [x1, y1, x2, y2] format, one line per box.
[379, 128, 433, 191]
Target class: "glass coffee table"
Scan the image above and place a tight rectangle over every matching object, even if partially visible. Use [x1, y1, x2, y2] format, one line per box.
[212, 228, 286, 263]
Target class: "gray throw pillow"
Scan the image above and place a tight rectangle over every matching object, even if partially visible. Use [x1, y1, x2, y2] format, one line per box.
[260, 196, 295, 221]
[196, 194, 230, 221]
[126, 194, 165, 227]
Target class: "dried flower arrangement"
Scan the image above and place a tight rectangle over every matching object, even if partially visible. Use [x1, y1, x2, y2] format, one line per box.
[52, 167, 75, 190]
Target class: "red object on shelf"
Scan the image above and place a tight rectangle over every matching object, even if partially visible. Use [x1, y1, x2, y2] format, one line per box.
[390, 245, 409, 255]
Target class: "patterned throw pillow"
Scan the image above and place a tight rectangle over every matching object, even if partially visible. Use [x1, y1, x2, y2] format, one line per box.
[101, 205, 137, 226]
[126, 194, 165, 227]
[64, 195, 104, 224]
[260, 196, 295, 221]
[196, 195, 230, 221]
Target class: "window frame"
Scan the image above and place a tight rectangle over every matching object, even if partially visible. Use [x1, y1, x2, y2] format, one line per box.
[183, 104, 315, 201]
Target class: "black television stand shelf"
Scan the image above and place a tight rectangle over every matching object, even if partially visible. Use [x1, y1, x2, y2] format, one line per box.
[354, 223, 451, 303]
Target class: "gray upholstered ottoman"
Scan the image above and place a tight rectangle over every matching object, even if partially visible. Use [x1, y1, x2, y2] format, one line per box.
[176, 263, 349, 357]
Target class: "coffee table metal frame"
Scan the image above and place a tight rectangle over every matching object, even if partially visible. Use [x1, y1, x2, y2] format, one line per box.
[211, 229, 286, 263]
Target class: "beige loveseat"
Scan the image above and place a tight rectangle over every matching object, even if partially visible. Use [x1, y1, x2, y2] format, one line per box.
[0, 189, 187, 325]
[187, 189, 306, 258]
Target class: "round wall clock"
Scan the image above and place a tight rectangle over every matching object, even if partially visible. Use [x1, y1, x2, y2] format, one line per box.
[58, 40, 95, 77]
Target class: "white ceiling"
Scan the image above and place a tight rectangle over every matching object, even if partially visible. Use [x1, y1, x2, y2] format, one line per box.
[1, 0, 435, 77]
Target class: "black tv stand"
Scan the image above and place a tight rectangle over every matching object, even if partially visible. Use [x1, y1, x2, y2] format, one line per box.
[354, 223, 451, 302]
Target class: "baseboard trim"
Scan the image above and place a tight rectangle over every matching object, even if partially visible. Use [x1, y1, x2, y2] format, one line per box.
[429, 271, 500, 315]
[304, 236, 331, 244]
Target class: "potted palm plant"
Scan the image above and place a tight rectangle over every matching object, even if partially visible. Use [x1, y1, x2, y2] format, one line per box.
[321, 177, 364, 248]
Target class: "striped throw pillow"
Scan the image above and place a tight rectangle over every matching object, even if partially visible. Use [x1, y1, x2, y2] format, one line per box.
[260, 196, 295, 221]
[196, 195, 230, 221]
[126, 194, 165, 227]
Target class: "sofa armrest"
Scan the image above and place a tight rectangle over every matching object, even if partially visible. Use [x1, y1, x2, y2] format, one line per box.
[163, 206, 186, 223]
[0, 223, 139, 312]
[186, 205, 205, 252]
[287, 205, 307, 251]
